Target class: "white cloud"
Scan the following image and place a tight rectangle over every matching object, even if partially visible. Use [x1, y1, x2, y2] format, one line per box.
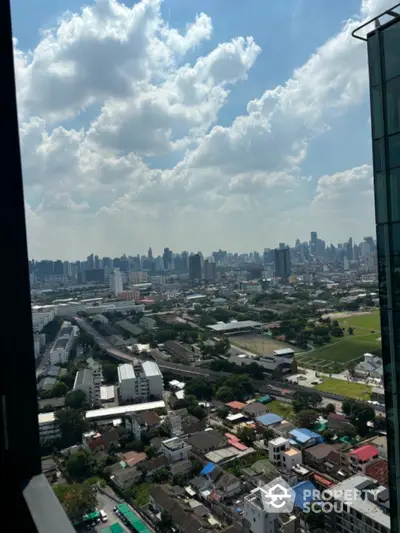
[16, 0, 379, 258]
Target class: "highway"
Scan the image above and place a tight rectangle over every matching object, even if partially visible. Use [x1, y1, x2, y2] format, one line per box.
[75, 317, 385, 414]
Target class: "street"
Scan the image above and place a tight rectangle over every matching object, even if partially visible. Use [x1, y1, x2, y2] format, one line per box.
[95, 490, 126, 532]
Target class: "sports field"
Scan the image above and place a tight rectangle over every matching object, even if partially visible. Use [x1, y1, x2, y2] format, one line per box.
[231, 335, 299, 356]
[314, 377, 372, 400]
[296, 310, 381, 373]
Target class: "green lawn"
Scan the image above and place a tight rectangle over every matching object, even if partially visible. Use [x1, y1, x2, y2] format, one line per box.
[296, 311, 382, 372]
[267, 400, 295, 421]
[315, 377, 372, 400]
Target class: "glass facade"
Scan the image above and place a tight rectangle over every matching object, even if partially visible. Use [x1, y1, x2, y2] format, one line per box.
[368, 16, 400, 533]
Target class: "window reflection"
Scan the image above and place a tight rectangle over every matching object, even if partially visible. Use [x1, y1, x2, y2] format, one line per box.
[384, 23, 400, 80]
[372, 86, 384, 138]
[390, 169, 400, 222]
[389, 133, 400, 169]
[375, 171, 388, 223]
[386, 76, 400, 135]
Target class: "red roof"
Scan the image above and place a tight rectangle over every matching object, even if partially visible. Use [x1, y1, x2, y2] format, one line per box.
[229, 440, 248, 451]
[349, 445, 379, 461]
[365, 459, 389, 486]
[226, 401, 246, 410]
[225, 433, 238, 441]
[313, 474, 334, 487]
[328, 412, 346, 421]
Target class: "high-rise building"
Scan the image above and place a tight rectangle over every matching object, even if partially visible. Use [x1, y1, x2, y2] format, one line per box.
[204, 257, 216, 281]
[163, 247, 172, 271]
[274, 246, 291, 280]
[310, 231, 317, 255]
[109, 267, 123, 296]
[189, 253, 202, 281]
[354, 6, 400, 530]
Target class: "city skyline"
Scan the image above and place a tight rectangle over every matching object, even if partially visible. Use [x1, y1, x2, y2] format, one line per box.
[29, 231, 375, 262]
[13, 0, 389, 259]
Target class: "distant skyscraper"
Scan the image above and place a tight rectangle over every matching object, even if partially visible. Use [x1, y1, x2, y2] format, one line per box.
[274, 247, 291, 280]
[204, 257, 216, 281]
[189, 253, 202, 282]
[148, 247, 153, 260]
[310, 232, 317, 255]
[163, 247, 172, 271]
[109, 267, 123, 296]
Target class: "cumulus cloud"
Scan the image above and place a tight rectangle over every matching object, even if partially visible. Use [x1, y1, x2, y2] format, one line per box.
[16, 0, 378, 258]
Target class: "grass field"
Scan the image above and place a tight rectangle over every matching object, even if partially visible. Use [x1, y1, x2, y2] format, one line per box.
[266, 400, 295, 421]
[296, 310, 381, 372]
[314, 377, 372, 400]
[231, 335, 299, 356]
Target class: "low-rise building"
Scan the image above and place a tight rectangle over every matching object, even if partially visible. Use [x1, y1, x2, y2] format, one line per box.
[139, 316, 157, 331]
[50, 321, 78, 365]
[38, 412, 61, 443]
[268, 437, 302, 470]
[243, 402, 267, 419]
[186, 429, 227, 455]
[161, 437, 192, 463]
[125, 410, 161, 440]
[348, 445, 380, 475]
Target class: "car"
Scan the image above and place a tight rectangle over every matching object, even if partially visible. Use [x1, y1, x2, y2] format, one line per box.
[99, 510, 108, 522]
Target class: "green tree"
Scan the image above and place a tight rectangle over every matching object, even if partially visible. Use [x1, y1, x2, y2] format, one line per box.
[216, 386, 235, 402]
[52, 381, 68, 398]
[292, 391, 322, 413]
[145, 445, 156, 459]
[237, 427, 256, 446]
[342, 398, 357, 417]
[321, 429, 335, 442]
[331, 326, 344, 338]
[65, 450, 94, 480]
[59, 372, 75, 389]
[323, 403, 336, 417]
[263, 428, 275, 441]
[102, 362, 118, 383]
[216, 407, 229, 419]
[348, 327, 354, 335]
[53, 483, 97, 522]
[185, 378, 213, 400]
[295, 409, 319, 429]
[55, 408, 87, 447]
[65, 390, 86, 409]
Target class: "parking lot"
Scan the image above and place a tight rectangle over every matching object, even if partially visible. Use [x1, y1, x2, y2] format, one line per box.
[95, 491, 127, 532]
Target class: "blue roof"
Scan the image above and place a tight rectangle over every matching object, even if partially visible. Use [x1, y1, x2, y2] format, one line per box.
[292, 481, 320, 510]
[289, 428, 323, 443]
[256, 413, 282, 426]
[200, 462, 216, 476]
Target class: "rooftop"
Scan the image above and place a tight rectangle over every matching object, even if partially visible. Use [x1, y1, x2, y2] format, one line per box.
[100, 385, 115, 401]
[118, 363, 135, 381]
[85, 400, 165, 420]
[349, 445, 379, 461]
[38, 412, 56, 424]
[142, 360, 162, 377]
[226, 401, 246, 410]
[326, 475, 390, 528]
[256, 413, 282, 426]
[207, 320, 261, 332]
[74, 367, 93, 388]
[54, 338, 69, 349]
[289, 428, 322, 443]
[284, 448, 300, 457]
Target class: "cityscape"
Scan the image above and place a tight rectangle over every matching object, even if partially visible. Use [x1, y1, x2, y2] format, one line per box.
[7, 1, 400, 533]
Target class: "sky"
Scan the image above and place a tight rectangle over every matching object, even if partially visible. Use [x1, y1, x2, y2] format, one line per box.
[11, 0, 393, 259]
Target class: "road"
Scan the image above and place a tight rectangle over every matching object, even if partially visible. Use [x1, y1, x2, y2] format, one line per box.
[35, 338, 56, 377]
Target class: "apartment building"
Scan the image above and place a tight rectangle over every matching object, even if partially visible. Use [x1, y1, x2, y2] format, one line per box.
[49, 321, 78, 365]
[139, 316, 157, 331]
[324, 475, 390, 533]
[117, 360, 163, 402]
[31, 306, 55, 332]
[348, 445, 380, 475]
[73, 367, 100, 407]
[38, 412, 61, 443]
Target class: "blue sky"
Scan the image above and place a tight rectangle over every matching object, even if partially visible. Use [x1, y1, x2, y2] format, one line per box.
[11, 0, 388, 259]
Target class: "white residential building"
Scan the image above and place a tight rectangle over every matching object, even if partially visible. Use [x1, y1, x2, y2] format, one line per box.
[31, 307, 55, 332]
[38, 412, 61, 443]
[161, 437, 192, 463]
[110, 268, 123, 297]
[244, 481, 297, 533]
[117, 360, 163, 402]
[268, 437, 302, 470]
[73, 367, 100, 407]
[49, 321, 78, 365]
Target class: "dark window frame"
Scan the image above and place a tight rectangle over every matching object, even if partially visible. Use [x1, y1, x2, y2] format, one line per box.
[1, 2, 74, 531]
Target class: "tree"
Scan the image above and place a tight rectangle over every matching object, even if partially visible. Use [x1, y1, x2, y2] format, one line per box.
[145, 445, 156, 459]
[216, 386, 235, 402]
[55, 408, 87, 447]
[185, 378, 213, 400]
[348, 327, 354, 335]
[59, 372, 75, 389]
[53, 483, 97, 522]
[101, 361, 118, 383]
[342, 398, 357, 417]
[216, 407, 229, 419]
[295, 409, 319, 429]
[263, 428, 275, 441]
[237, 427, 256, 446]
[65, 450, 94, 480]
[52, 381, 68, 398]
[331, 326, 344, 338]
[292, 391, 322, 413]
[321, 429, 335, 442]
[323, 403, 336, 417]
[347, 363, 356, 377]
[351, 404, 375, 435]
[65, 390, 86, 409]
[215, 337, 230, 355]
